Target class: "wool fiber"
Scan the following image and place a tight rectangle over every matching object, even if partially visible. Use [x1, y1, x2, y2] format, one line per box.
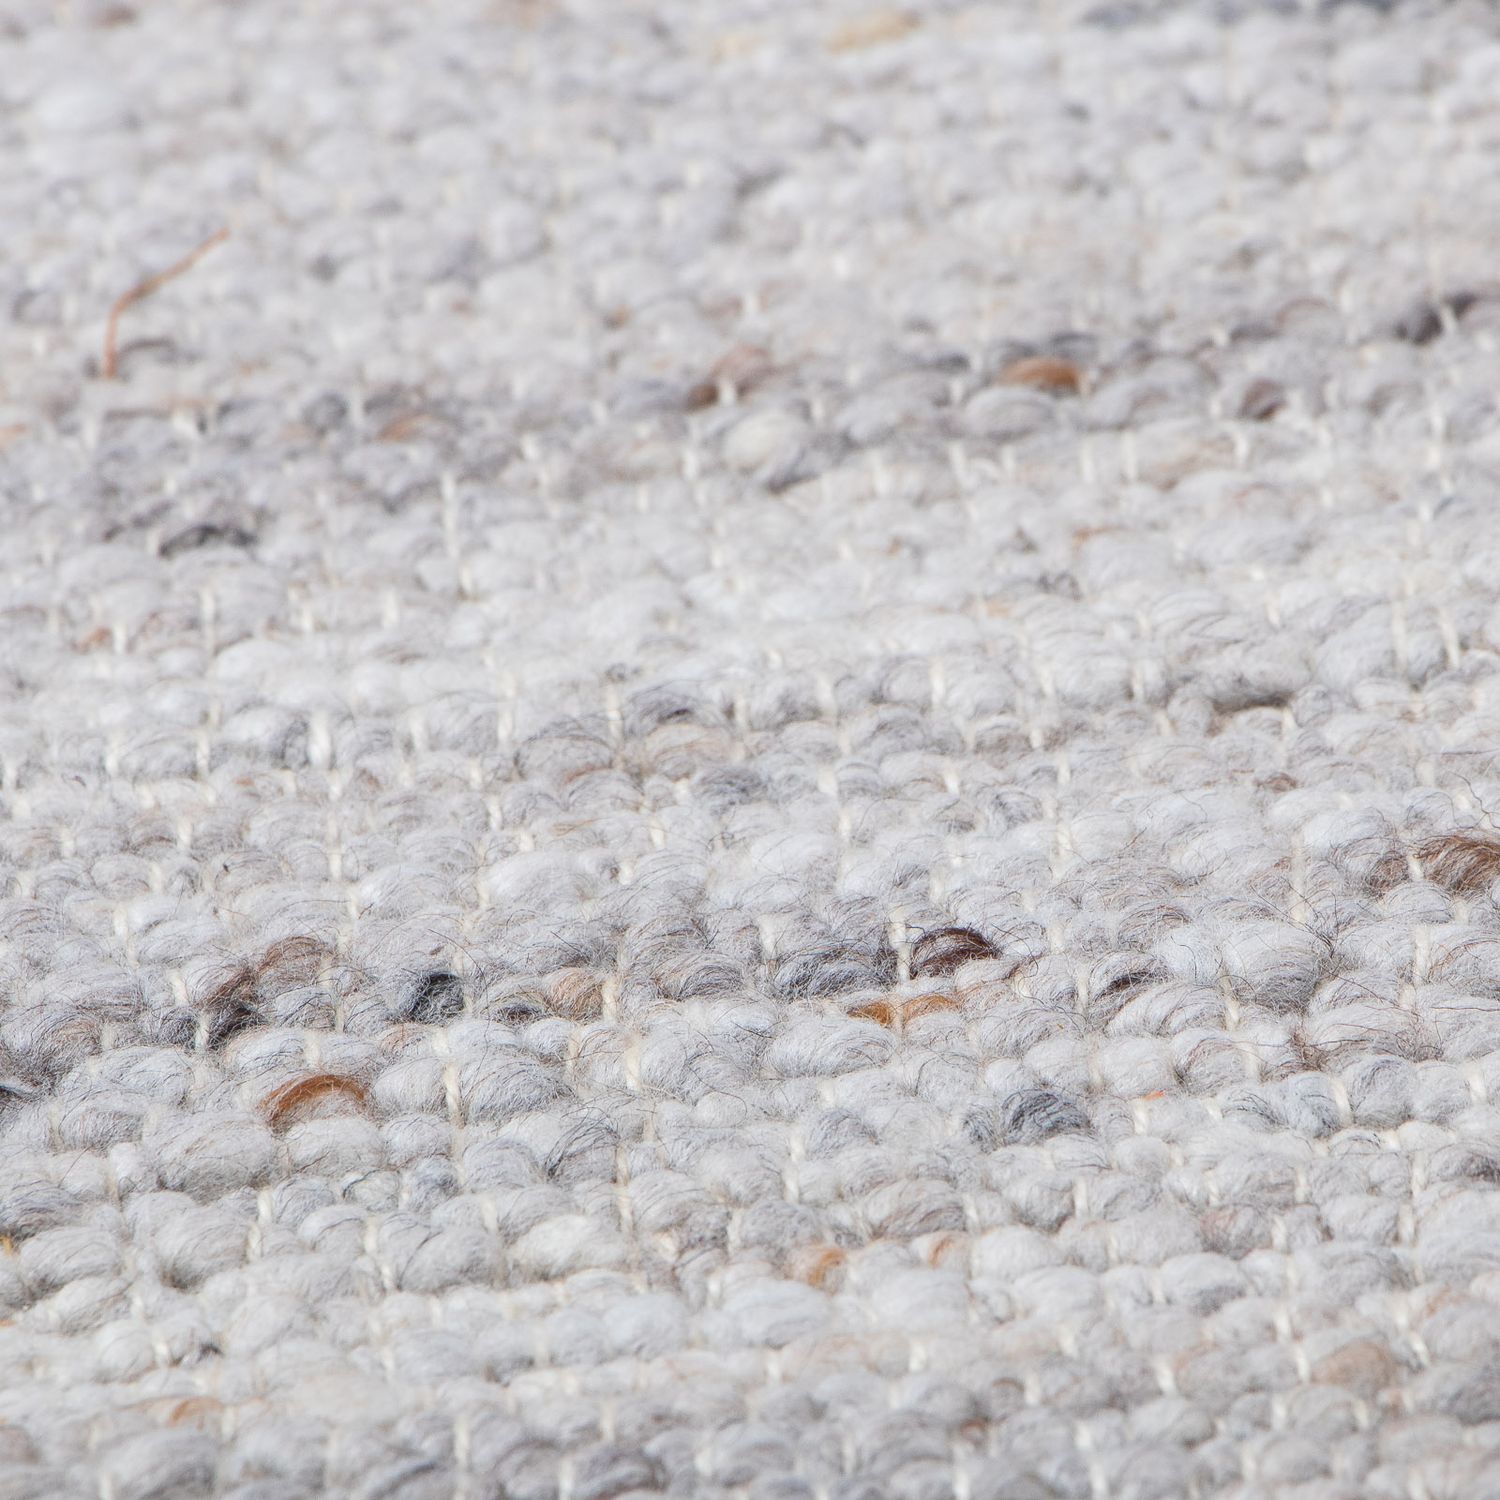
[5, 0, 1500, 1495]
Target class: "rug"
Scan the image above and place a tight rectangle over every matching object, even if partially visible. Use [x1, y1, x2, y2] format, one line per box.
[5, 0, 1500, 1495]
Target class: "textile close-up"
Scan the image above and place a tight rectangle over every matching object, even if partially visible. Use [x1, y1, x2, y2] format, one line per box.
[5, 0, 1500, 1495]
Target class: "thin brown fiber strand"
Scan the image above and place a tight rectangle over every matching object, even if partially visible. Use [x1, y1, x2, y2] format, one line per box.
[101, 227, 228, 379]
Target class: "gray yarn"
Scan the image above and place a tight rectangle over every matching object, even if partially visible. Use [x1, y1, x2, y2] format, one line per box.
[5, 0, 1500, 1495]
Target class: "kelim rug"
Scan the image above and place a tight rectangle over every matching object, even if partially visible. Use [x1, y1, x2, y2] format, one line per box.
[5, 0, 1500, 1495]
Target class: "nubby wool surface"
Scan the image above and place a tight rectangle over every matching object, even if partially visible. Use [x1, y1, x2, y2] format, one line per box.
[5, 0, 1500, 1495]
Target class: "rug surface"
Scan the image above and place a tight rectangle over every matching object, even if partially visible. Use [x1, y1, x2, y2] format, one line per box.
[5, 0, 1500, 1495]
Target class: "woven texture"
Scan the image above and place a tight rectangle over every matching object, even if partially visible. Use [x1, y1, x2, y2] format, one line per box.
[6, 0, 1500, 1495]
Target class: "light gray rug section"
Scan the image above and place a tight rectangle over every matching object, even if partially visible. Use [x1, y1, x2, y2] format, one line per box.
[5, 0, 1500, 1496]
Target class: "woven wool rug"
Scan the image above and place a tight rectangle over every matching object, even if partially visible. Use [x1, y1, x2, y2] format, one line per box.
[6, 0, 1500, 1495]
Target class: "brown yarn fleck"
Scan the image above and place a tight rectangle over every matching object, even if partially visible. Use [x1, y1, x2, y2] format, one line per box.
[789, 1244, 846, 1289]
[827, 10, 917, 51]
[996, 356, 1082, 395]
[900, 993, 961, 1022]
[197, 934, 334, 1049]
[166, 1397, 223, 1428]
[910, 927, 998, 978]
[548, 968, 605, 1021]
[1415, 832, 1500, 895]
[686, 344, 774, 409]
[261, 1073, 367, 1131]
[1238, 378, 1286, 420]
[849, 993, 961, 1028]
